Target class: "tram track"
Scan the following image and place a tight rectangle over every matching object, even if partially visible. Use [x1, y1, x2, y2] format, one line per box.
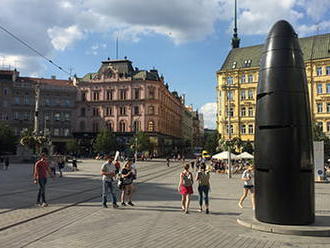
[0, 162, 182, 233]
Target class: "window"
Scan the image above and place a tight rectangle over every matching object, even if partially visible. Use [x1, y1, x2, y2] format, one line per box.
[240, 107, 246, 116]
[24, 96, 30, 105]
[248, 74, 253, 83]
[134, 89, 140, 99]
[106, 121, 113, 131]
[241, 125, 246, 134]
[226, 106, 234, 117]
[92, 91, 100, 101]
[227, 91, 233, 100]
[106, 90, 113, 100]
[248, 124, 254, 134]
[82, 92, 87, 101]
[240, 74, 246, 83]
[327, 103, 330, 113]
[326, 66, 330, 75]
[248, 107, 254, 116]
[119, 121, 126, 132]
[64, 128, 70, 136]
[93, 122, 99, 132]
[15, 97, 20, 104]
[240, 90, 246, 100]
[106, 107, 112, 116]
[317, 84, 323, 94]
[119, 89, 127, 100]
[133, 120, 140, 132]
[54, 128, 60, 136]
[317, 103, 323, 113]
[80, 121, 85, 131]
[232, 61, 237, 69]
[227, 124, 233, 134]
[149, 88, 155, 99]
[80, 108, 86, 117]
[316, 67, 322, 76]
[3, 88, 8, 95]
[45, 99, 51, 106]
[14, 112, 19, 120]
[148, 121, 155, 131]
[327, 122, 330, 132]
[133, 106, 139, 115]
[93, 108, 100, 116]
[54, 112, 61, 121]
[148, 106, 155, 115]
[64, 100, 71, 107]
[119, 106, 126, 116]
[64, 113, 70, 121]
[248, 89, 254, 99]
[226, 76, 233, 85]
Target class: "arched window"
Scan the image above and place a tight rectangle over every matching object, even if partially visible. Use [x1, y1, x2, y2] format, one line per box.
[106, 121, 113, 131]
[80, 121, 85, 131]
[133, 120, 140, 132]
[119, 120, 126, 132]
[148, 106, 155, 115]
[148, 121, 155, 132]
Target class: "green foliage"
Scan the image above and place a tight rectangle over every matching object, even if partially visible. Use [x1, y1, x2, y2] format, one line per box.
[66, 140, 80, 154]
[130, 132, 151, 152]
[313, 122, 329, 142]
[0, 123, 17, 154]
[241, 140, 254, 154]
[219, 137, 254, 154]
[94, 129, 117, 154]
[203, 132, 219, 154]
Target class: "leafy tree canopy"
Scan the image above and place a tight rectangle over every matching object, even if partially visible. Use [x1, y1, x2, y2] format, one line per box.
[0, 123, 17, 154]
[94, 129, 117, 154]
[130, 132, 151, 152]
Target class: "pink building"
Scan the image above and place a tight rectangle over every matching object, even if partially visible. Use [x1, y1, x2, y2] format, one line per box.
[73, 58, 184, 155]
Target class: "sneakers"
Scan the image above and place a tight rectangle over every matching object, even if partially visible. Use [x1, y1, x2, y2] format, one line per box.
[206, 209, 209, 214]
[199, 208, 202, 213]
[102, 203, 108, 208]
[112, 203, 119, 208]
[121, 202, 127, 206]
[35, 202, 42, 207]
[41, 203, 48, 207]
[127, 201, 135, 206]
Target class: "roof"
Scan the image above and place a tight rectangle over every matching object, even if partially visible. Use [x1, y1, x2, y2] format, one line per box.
[18, 77, 73, 87]
[80, 59, 161, 82]
[220, 33, 330, 71]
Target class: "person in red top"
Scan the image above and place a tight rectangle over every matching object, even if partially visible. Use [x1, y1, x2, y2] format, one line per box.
[33, 153, 53, 207]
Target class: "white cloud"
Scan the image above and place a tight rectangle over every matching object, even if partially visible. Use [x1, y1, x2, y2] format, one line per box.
[47, 25, 84, 51]
[200, 102, 217, 129]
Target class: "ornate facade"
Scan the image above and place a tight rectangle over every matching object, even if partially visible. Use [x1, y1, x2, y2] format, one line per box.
[217, 33, 330, 142]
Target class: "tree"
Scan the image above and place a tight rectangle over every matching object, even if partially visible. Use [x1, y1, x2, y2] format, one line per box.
[241, 140, 254, 154]
[93, 129, 117, 154]
[130, 132, 151, 152]
[0, 123, 17, 154]
[203, 132, 218, 154]
[313, 122, 329, 142]
[66, 140, 80, 155]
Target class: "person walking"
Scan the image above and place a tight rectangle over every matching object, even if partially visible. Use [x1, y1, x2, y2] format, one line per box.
[33, 153, 54, 207]
[120, 160, 135, 206]
[178, 164, 193, 214]
[238, 165, 255, 210]
[166, 156, 170, 167]
[196, 164, 210, 214]
[4, 157, 9, 170]
[57, 156, 65, 177]
[72, 158, 78, 171]
[101, 156, 119, 208]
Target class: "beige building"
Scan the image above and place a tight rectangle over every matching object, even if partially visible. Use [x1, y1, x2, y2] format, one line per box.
[217, 33, 330, 142]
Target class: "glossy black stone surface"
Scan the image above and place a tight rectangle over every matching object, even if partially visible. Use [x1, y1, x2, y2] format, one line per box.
[255, 20, 315, 225]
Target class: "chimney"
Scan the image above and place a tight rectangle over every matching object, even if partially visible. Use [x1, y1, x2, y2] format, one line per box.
[51, 75, 56, 80]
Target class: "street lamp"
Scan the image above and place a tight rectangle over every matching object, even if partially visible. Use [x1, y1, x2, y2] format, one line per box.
[222, 84, 238, 179]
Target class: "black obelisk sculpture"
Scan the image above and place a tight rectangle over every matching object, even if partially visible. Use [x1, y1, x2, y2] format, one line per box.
[255, 20, 315, 225]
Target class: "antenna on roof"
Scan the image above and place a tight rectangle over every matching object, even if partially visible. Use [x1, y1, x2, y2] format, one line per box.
[116, 33, 119, 60]
[231, 0, 240, 49]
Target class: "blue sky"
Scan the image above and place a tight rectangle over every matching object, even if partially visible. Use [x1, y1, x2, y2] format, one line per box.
[1, 0, 330, 129]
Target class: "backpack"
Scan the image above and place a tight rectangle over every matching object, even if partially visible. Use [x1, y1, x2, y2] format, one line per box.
[182, 173, 193, 187]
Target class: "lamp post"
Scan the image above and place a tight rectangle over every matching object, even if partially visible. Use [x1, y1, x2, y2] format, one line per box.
[222, 84, 238, 179]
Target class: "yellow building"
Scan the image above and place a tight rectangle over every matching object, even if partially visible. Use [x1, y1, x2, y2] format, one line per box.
[217, 33, 330, 142]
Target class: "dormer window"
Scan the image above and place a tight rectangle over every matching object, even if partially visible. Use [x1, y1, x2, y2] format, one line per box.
[232, 61, 237, 69]
[244, 59, 252, 68]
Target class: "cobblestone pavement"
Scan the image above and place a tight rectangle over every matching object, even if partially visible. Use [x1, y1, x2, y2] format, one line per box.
[0, 160, 329, 248]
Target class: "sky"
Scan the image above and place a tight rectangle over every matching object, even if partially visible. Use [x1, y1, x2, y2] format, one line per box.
[1, 0, 330, 129]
